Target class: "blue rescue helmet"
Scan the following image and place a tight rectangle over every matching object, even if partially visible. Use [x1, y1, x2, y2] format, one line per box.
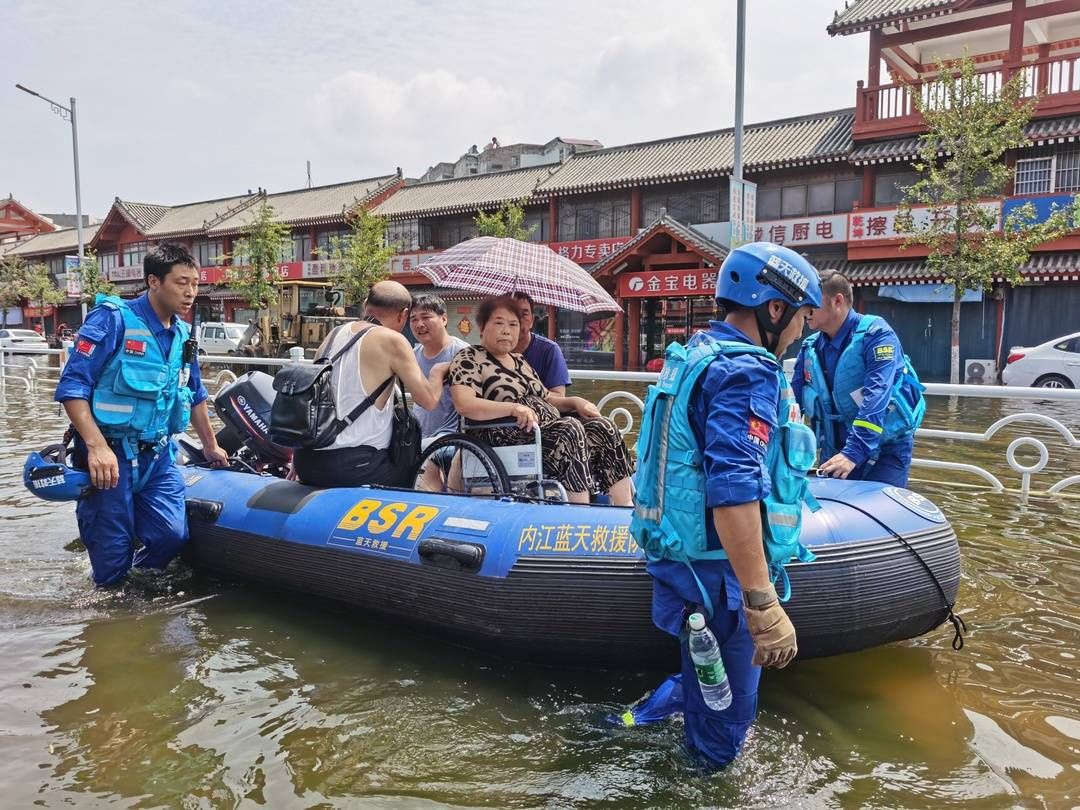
[716, 242, 822, 310]
[23, 443, 92, 502]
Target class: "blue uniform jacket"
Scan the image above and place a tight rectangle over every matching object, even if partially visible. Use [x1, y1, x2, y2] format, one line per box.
[791, 308, 904, 466]
[647, 321, 779, 620]
[55, 294, 207, 459]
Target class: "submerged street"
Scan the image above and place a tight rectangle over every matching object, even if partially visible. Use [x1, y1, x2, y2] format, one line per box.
[1, 381, 1077, 808]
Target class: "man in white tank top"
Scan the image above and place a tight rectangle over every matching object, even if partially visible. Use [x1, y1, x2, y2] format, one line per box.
[291, 281, 447, 488]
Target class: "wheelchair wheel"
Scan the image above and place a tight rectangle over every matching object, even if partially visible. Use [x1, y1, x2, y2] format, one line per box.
[412, 434, 512, 497]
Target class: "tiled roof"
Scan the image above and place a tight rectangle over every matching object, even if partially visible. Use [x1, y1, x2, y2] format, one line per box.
[537, 109, 854, 196]
[371, 166, 554, 219]
[115, 199, 170, 231]
[207, 174, 401, 235]
[849, 137, 925, 165]
[850, 115, 1080, 164]
[833, 252, 1080, 285]
[827, 0, 968, 36]
[590, 213, 729, 277]
[1025, 115, 1080, 145]
[7, 224, 102, 257]
[144, 193, 260, 239]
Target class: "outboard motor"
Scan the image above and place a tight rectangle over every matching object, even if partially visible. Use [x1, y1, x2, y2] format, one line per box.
[212, 371, 293, 474]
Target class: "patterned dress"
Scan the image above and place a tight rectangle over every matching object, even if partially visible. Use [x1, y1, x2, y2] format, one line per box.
[447, 345, 634, 493]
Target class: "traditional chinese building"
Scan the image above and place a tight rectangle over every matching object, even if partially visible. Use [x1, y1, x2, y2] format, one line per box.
[829, 0, 1080, 379]
[0, 196, 58, 246]
[5, 223, 104, 328]
[88, 173, 402, 322]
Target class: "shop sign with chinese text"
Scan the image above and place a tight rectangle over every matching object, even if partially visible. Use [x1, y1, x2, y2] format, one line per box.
[548, 237, 632, 264]
[752, 213, 847, 246]
[388, 251, 444, 275]
[848, 202, 1001, 242]
[618, 268, 717, 298]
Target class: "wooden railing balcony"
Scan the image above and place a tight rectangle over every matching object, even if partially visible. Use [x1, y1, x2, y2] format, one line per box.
[854, 54, 1080, 139]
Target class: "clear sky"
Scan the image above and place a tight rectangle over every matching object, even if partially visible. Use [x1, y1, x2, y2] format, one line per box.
[1, 0, 868, 218]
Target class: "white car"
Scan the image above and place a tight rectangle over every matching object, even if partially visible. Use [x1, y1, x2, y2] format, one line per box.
[1002, 331, 1080, 389]
[198, 322, 248, 355]
[0, 328, 49, 350]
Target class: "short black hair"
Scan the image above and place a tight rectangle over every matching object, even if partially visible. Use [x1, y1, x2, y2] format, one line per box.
[411, 293, 447, 316]
[144, 244, 197, 283]
[477, 295, 520, 329]
[511, 290, 535, 310]
[820, 269, 853, 306]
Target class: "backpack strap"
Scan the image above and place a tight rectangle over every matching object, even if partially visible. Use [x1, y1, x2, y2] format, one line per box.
[337, 375, 394, 431]
[322, 323, 394, 431]
[320, 323, 372, 365]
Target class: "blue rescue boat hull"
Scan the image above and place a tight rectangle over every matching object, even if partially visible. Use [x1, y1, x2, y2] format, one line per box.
[181, 471, 960, 667]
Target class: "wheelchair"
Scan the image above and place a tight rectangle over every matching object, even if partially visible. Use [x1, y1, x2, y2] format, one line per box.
[411, 417, 569, 502]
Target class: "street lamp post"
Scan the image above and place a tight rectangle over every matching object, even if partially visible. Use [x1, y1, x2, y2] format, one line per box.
[15, 83, 87, 320]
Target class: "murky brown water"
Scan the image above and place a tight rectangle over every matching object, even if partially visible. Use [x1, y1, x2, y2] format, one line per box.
[1, 373, 1078, 808]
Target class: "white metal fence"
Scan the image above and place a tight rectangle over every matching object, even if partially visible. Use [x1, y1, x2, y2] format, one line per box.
[4, 347, 1078, 499]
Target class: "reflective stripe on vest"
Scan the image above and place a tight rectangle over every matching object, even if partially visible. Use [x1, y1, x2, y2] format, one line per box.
[799, 315, 924, 458]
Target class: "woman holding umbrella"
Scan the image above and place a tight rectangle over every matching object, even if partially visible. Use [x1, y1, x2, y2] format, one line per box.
[448, 295, 634, 506]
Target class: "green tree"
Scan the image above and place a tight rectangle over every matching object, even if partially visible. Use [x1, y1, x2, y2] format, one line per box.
[896, 56, 1079, 383]
[19, 262, 66, 334]
[474, 199, 536, 240]
[0, 254, 29, 328]
[226, 202, 292, 311]
[76, 249, 116, 305]
[324, 205, 395, 307]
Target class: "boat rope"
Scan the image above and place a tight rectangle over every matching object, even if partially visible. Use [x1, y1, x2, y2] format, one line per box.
[815, 496, 967, 651]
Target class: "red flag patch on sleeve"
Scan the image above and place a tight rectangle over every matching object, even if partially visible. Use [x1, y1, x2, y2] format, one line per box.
[124, 339, 147, 356]
[748, 416, 770, 447]
[75, 339, 96, 358]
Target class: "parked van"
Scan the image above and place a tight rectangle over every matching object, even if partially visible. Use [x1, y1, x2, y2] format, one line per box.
[198, 322, 249, 355]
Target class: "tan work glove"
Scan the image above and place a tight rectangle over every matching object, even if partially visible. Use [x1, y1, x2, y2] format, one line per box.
[743, 586, 798, 669]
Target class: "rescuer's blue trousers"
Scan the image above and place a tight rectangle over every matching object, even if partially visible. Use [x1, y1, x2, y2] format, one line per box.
[852, 435, 914, 487]
[75, 442, 187, 586]
[647, 558, 761, 767]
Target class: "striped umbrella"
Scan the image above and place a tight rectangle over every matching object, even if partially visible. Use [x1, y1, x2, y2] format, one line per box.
[414, 237, 621, 314]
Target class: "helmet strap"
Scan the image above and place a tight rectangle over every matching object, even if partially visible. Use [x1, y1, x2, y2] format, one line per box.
[754, 302, 795, 355]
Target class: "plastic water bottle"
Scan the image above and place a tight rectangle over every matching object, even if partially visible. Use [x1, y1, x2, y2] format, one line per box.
[687, 613, 732, 711]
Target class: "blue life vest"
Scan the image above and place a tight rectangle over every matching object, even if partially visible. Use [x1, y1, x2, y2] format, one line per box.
[90, 296, 193, 456]
[630, 335, 818, 617]
[799, 315, 926, 460]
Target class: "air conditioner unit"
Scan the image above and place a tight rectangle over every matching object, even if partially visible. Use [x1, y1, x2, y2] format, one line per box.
[964, 359, 997, 385]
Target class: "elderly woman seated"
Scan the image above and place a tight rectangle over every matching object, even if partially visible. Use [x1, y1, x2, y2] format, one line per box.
[448, 295, 634, 506]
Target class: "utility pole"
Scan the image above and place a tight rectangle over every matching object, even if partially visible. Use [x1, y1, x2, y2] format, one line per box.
[16, 83, 87, 320]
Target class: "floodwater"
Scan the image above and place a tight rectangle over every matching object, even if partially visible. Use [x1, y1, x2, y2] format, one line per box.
[1, 373, 1078, 809]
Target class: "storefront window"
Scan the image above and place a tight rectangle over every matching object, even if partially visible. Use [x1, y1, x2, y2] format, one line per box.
[523, 209, 547, 242]
[757, 187, 781, 220]
[874, 172, 918, 205]
[558, 193, 631, 241]
[642, 183, 724, 225]
[420, 216, 477, 250]
[835, 178, 862, 212]
[781, 185, 807, 218]
[293, 232, 312, 262]
[316, 229, 350, 257]
[99, 252, 119, 272]
[555, 310, 617, 370]
[122, 242, 148, 268]
[192, 240, 223, 268]
[387, 219, 419, 252]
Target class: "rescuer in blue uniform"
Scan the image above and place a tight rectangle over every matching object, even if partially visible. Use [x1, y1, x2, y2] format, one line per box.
[54, 244, 228, 586]
[792, 270, 923, 487]
[633, 243, 822, 767]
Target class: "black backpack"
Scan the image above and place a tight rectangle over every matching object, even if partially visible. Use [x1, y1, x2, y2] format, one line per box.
[270, 325, 392, 449]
